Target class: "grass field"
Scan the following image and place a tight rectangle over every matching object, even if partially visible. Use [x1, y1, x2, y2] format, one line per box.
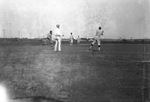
[0, 43, 150, 102]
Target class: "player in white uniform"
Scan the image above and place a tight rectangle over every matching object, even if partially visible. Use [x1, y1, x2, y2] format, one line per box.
[88, 27, 104, 51]
[77, 36, 80, 45]
[70, 32, 74, 45]
[54, 24, 62, 51]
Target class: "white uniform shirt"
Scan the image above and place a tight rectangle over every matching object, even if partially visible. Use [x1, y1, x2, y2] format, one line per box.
[95, 29, 102, 38]
[77, 36, 80, 42]
[70, 35, 74, 40]
[47, 33, 52, 38]
[55, 28, 61, 36]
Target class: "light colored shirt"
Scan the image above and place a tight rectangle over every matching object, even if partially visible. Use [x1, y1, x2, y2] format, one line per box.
[95, 29, 102, 38]
[77, 37, 80, 42]
[47, 33, 52, 38]
[70, 35, 74, 40]
[55, 28, 61, 36]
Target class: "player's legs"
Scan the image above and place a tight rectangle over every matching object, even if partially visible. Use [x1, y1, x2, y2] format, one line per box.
[70, 39, 73, 45]
[89, 39, 96, 50]
[47, 37, 50, 41]
[58, 37, 61, 51]
[54, 39, 58, 51]
[77, 40, 80, 45]
[50, 40, 54, 47]
[97, 39, 101, 51]
[42, 38, 47, 45]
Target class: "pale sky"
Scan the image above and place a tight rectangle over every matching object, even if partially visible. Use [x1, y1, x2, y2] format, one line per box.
[0, 0, 149, 39]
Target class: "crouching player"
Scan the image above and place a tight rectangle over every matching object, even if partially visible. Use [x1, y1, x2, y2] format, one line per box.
[42, 30, 53, 46]
[47, 30, 54, 47]
[87, 27, 104, 51]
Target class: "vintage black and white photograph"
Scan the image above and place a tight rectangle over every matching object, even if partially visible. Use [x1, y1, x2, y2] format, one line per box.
[0, 0, 149, 102]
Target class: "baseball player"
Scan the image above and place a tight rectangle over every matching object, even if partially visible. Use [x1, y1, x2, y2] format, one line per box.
[77, 36, 80, 45]
[54, 24, 62, 51]
[87, 27, 104, 51]
[47, 30, 52, 41]
[70, 32, 74, 45]
[47, 30, 54, 46]
[42, 30, 53, 45]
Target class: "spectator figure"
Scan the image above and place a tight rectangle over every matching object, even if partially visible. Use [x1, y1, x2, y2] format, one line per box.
[70, 32, 74, 45]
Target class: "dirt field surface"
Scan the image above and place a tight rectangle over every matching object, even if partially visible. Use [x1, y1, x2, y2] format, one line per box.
[0, 44, 149, 102]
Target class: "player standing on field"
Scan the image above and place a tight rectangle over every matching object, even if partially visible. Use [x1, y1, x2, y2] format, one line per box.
[87, 27, 104, 51]
[77, 36, 80, 45]
[70, 32, 74, 45]
[54, 24, 62, 51]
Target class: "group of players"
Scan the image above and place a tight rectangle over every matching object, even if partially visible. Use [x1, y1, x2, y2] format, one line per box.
[45, 24, 104, 52]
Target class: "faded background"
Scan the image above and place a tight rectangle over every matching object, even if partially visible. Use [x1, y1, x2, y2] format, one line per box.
[0, 0, 149, 39]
